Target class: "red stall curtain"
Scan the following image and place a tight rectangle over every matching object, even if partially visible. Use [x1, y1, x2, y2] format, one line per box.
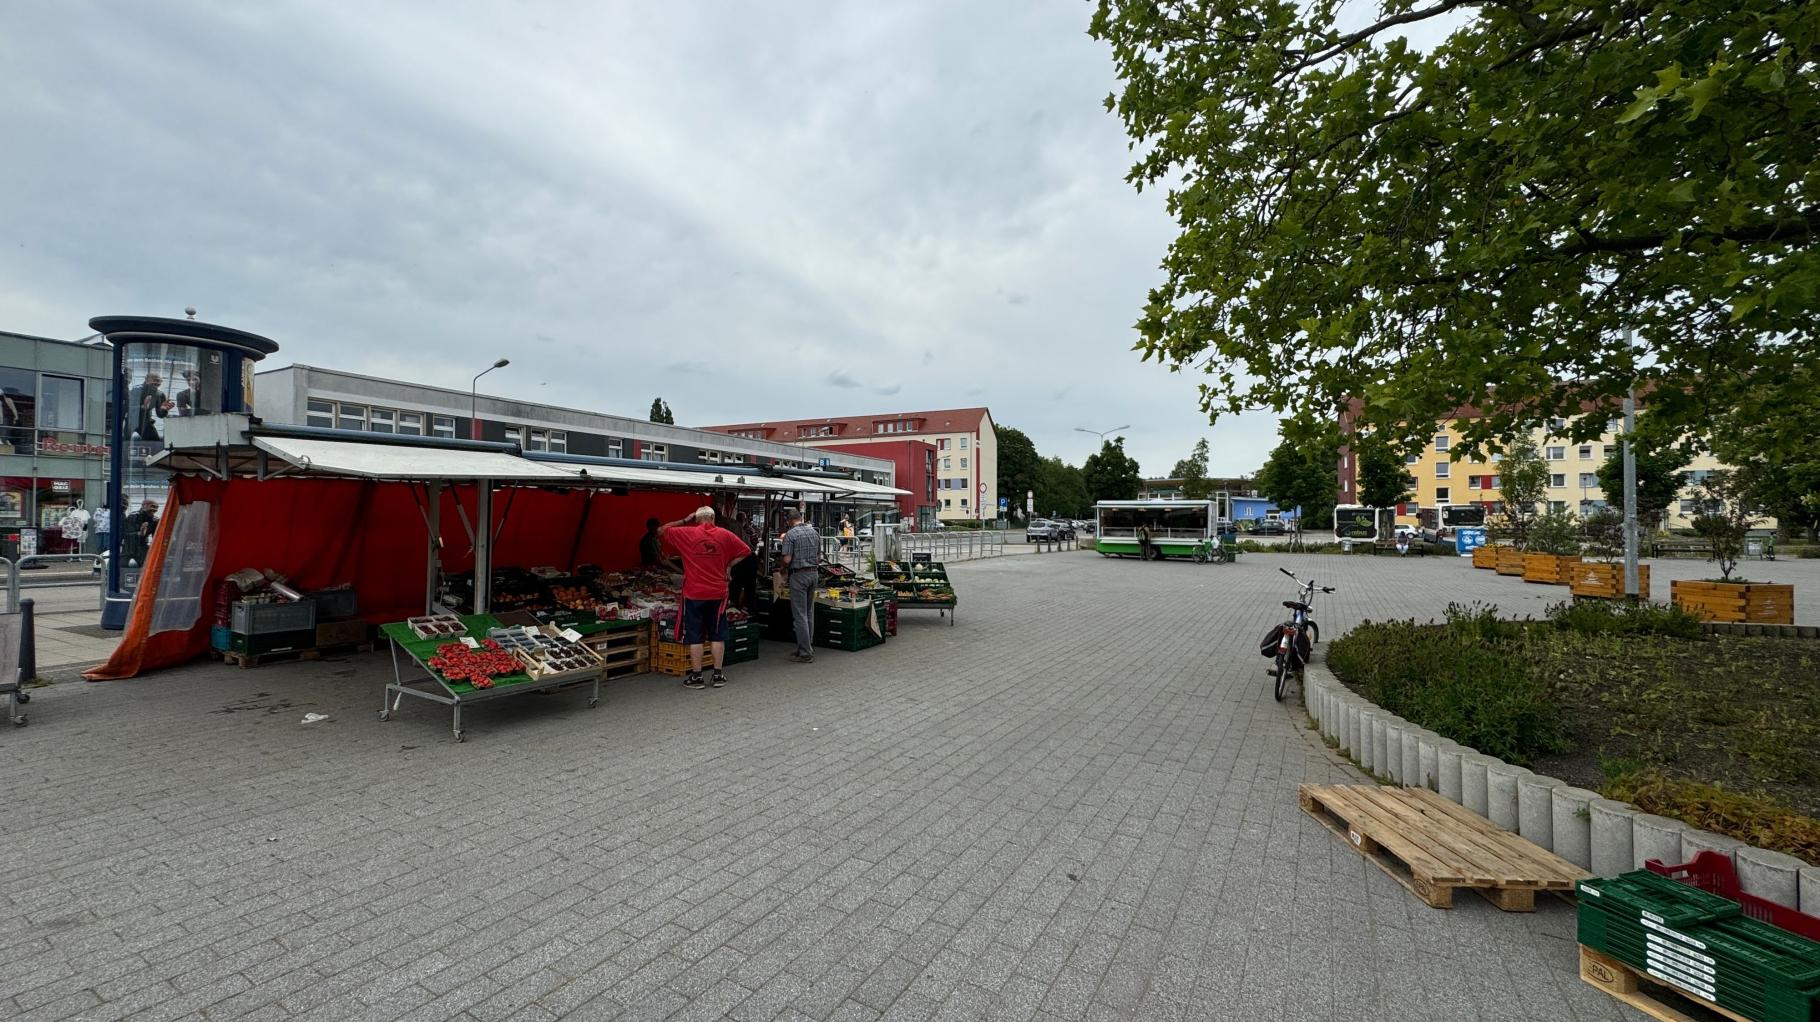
[86, 476, 704, 680]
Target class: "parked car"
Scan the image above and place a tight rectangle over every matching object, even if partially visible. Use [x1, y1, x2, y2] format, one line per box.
[1074, 519, 1096, 535]
[1254, 518, 1287, 535]
[1393, 524, 1418, 540]
[1026, 519, 1063, 541]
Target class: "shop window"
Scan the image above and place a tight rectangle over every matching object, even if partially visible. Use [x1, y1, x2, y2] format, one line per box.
[643, 443, 667, 462]
[36, 375, 84, 432]
[369, 408, 395, 434]
[337, 404, 366, 431]
[527, 429, 547, 452]
[397, 411, 423, 436]
[306, 399, 335, 429]
[431, 415, 455, 438]
[548, 431, 566, 453]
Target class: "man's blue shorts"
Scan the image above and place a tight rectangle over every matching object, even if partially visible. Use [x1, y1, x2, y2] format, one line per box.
[681, 598, 730, 645]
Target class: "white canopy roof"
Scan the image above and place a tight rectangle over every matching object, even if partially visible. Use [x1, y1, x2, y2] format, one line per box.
[786, 475, 910, 497]
[249, 436, 580, 481]
[541, 461, 845, 493]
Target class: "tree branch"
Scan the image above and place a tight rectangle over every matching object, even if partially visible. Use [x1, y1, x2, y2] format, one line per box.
[1279, 0, 1485, 77]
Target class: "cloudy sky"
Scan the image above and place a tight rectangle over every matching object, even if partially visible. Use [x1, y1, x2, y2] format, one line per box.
[1, 1, 1283, 476]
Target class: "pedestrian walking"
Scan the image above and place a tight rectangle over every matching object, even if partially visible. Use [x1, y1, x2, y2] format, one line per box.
[658, 507, 752, 689]
[779, 507, 820, 663]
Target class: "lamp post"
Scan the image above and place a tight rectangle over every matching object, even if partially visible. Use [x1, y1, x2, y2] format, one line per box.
[1074, 424, 1130, 448]
[471, 358, 510, 440]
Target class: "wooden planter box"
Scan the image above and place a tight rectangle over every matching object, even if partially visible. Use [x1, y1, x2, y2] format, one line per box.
[1670, 580, 1795, 624]
[1567, 562, 1650, 600]
[1472, 544, 1500, 569]
[1494, 546, 1527, 576]
[1522, 553, 1580, 585]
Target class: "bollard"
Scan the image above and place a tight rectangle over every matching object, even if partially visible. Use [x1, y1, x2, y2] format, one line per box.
[1517, 775, 1566, 850]
[1549, 787, 1599, 870]
[1589, 799, 1639, 878]
[1485, 762, 1531, 832]
[1631, 814, 1690, 871]
[18, 596, 35, 686]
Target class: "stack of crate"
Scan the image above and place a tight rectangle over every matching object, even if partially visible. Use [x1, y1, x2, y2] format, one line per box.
[814, 601, 885, 652]
[1577, 870, 1820, 1020]
[651, 619, 760, 676]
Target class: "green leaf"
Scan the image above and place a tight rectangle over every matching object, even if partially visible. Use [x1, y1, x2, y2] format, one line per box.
[1665, 179, 1696, 203]
[1682, 76, 1720, 121]
[1617, 87, 1660, 123]
[1729, 294, 1760, 322]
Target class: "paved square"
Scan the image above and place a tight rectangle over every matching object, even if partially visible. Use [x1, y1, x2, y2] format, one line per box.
[12, 548, 1812, 1020]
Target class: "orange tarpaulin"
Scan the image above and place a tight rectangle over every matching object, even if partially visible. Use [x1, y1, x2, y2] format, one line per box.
[86, 475, 705, 680]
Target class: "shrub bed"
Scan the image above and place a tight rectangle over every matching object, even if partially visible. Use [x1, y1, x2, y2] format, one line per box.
[1326, 600, 1820, 859]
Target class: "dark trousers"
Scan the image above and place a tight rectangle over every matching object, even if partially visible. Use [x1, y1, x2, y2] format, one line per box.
[789, 570, 816, 656]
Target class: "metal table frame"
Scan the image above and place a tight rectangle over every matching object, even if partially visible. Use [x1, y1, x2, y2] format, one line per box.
[381, 625, 600, 743]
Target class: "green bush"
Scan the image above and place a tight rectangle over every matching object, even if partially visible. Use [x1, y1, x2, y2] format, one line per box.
[1543, 599, 1703, 639]
[1327, 607, 1560, 764]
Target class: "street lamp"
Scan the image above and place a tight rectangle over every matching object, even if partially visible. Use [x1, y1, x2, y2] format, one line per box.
[1074, 424, 1130, 446]
[471, 358, 510, 439]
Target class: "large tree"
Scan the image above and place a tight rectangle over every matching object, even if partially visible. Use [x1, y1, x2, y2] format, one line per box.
[1595, 416, 1689, 531]
[1496, 435, 1550, 548]
[1090, 1, 1817, 455]
[1709, 369, 1820, 541]
[1355, 433, 1413, 510]
[1255, 435, 1339, 544]
[1082, 438, 1143, 504]
[1171, 438, 1214, 500]
[1036, 456, 1091, 519]
[995, 425, 1042, 520]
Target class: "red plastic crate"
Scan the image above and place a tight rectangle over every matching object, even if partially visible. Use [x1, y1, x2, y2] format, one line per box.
[1645, 850, 1820, 941]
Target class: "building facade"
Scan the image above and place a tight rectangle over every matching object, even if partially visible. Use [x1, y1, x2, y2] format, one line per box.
[0, 329, 113, 559]
[797, 439, 937, 524]
[255, 366, 898, 488]
[700, 408, 996, 523]
[1338, 406, 1770, 531]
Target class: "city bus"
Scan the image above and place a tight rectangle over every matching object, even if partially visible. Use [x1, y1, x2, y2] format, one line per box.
[1094, 500, 1219, 559]
[1332, 505, 1380, 541]
[1418, 504, 1488, 543]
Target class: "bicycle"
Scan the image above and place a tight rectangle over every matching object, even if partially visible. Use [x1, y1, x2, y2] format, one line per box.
[1192, 537, 1234, 564]
[1261, 567, 1335, 701]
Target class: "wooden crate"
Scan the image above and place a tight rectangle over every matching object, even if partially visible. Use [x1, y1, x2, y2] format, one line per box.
[1568, 562, 1651, 600]
[1494, 546, 1527, 575]
[1578, 946, 1757, 1022]
[1298, 784, 1587, 910]
[1670, 580, 1795, 624]
[1471, 544, 1500, 569]
[1522, 553, 1580, 585]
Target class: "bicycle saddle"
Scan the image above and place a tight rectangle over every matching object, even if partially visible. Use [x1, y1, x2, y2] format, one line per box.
[1283, 600, 1310, 612]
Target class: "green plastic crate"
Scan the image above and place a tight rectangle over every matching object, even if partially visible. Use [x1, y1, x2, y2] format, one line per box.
[1577, 873, 1742, 928]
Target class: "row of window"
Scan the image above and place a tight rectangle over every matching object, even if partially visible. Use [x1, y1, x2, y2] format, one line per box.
[937, 436, 969, 450]
[875, 420, 918, 433]
[307, 399, 457, 439]
[940, 456, 968, 470]
[0, 368, 88, 436]
[940, 497, 971, 509]
[500, 426, 570, 454]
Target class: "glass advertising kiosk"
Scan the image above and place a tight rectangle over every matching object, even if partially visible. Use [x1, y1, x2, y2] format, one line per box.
[92, 316, 279, 630]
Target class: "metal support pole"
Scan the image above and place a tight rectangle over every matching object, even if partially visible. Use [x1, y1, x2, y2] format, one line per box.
[425, 480, 443, 614]
[1623, 386, 1639, 599]
[474, 480, 493, 614]
[19, 597, 35, 685]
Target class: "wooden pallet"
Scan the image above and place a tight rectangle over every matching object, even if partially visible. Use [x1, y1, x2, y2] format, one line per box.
[217, 641, 373, 669]
[1578, 946, 1752, 1022]
[1298, 784, 1588, 910]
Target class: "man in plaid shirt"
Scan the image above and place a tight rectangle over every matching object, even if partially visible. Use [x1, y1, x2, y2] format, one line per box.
[779, 508, 821, 663]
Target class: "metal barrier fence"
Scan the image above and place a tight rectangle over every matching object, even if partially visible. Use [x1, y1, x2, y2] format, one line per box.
[886, 529, 1008, 564]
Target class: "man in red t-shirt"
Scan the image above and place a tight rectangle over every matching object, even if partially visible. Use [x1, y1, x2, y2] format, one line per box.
[658, 506, 753, 689]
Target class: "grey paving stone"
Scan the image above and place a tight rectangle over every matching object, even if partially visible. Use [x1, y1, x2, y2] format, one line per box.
[0, 552, 1672, 1021]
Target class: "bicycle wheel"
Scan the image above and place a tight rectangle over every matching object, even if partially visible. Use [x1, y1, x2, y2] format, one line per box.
[1273, 654, 1289, 702]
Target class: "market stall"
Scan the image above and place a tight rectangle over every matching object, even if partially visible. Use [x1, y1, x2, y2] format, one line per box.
[873, 556, 957, 625]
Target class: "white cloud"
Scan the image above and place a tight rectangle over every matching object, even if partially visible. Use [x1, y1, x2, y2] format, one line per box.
[0, 0, 1281, 477]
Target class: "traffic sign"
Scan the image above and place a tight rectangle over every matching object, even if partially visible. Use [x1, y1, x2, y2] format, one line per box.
[998, 497, 1008, 510]
[977, 481, 986, 493]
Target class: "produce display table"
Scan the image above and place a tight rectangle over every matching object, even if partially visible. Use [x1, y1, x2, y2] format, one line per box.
[379, 614, 602, 743]
[875, 560, 957, 626]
